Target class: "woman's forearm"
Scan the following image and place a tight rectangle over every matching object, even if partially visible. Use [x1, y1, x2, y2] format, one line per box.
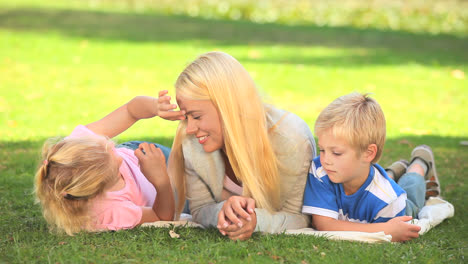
[254, 208, 309, 233]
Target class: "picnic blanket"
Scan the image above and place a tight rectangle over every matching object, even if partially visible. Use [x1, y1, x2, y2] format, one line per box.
[141, 213, 203, 228]
[287, 197, 454, 243]
[141, 197, 454, 243]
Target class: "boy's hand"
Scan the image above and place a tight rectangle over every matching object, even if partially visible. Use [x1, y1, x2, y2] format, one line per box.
[134, 142, 169, 187]
[157, 90, 186, 121]
[385, 216, 421, 242]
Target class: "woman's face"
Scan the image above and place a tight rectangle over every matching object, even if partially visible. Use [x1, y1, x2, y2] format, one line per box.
[177, 96, 224, 153]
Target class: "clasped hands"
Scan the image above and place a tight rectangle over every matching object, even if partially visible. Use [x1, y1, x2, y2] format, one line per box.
[217, 196, 257, 241]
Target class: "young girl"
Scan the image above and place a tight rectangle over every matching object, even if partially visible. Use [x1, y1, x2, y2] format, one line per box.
[35, 95, 180, 235]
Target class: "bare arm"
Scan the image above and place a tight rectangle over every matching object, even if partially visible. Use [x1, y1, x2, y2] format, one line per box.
[86, 96, 159, 138]
[313, 215, 421, 242]
[135, 142, 175, 223]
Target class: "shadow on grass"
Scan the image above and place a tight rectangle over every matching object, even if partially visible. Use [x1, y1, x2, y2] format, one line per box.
[0, 8, 467, 67]
[1, 134, 466, 201]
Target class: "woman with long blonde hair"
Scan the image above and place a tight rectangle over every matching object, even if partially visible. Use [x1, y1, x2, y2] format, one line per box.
[158, 51, 316, 240]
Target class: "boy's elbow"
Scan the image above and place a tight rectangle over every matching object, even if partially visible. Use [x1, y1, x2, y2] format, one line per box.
[312, 215, 333, 231]
[313, 222, 328, 231]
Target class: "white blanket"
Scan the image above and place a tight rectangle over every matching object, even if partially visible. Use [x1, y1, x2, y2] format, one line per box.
[141, 197, 454, 243]
[141, 213, 203, 228]
[285, 197, 454, 243]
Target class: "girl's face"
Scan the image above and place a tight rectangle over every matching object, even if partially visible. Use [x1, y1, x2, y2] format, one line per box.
[177, 97, 224, 153]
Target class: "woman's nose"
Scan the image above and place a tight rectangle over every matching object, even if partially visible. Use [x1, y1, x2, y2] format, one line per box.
[186, 119, 198, 135]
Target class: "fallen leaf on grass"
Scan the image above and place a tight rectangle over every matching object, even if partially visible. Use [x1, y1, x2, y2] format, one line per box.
[169, 230, 180, 238]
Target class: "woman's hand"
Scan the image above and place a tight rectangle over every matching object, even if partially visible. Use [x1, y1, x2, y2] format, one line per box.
[220, 211, 257, 241]
[217, 196, 255, 229]
[157, 90, 186, 121]
[384, 216, 421, 242]
[134, 142, 169, 187]
[217, 196, 257, 240]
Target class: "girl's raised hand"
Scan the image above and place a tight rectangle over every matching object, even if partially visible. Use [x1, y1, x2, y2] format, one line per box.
[157, 90, 185, 121]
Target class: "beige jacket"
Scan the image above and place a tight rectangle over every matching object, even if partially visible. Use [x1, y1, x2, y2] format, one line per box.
[182, 106, 316, 233]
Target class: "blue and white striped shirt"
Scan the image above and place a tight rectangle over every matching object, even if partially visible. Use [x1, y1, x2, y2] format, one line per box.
[302, 156, 407, 223]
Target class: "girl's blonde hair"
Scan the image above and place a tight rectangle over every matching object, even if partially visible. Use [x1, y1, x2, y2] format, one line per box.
[34, 136, 119, 235]
[314, 92, 386, 163]
[169, 51, 281, 215]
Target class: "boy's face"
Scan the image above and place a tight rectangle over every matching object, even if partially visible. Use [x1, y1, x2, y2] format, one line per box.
[317, 129, 372, 195]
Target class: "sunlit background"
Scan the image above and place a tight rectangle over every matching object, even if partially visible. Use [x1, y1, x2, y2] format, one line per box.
[1, 1, 467, 263]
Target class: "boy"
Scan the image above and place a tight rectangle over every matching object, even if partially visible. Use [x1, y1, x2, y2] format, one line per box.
[302, 93, 439, 242]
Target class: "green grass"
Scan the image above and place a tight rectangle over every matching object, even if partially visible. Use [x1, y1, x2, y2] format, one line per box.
[0, 0, 467, 263]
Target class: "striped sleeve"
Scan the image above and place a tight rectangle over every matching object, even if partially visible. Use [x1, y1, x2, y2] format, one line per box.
[302, 157, 339, 219]
[373, 193, 407, 223]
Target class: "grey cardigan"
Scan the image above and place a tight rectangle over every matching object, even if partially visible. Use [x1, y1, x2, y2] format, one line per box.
[182, 106, 316, 233]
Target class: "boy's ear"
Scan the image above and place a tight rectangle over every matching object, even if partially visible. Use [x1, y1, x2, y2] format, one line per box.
[363, 144, 378, 162]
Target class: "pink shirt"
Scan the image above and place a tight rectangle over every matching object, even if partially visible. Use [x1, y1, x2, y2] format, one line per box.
[68, 125, 157, 231]
[220, 175, 243, 200]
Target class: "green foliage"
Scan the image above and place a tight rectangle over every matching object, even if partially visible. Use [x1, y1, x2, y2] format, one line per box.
[0, 0, 467, 263]
[4, 0, 467, 36]
[141, 0, 468, 36]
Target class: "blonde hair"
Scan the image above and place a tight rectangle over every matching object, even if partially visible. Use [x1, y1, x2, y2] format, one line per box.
[34, 136, 119, 235]
[314, 92, 386, 163]
[169, 51, 281, 215]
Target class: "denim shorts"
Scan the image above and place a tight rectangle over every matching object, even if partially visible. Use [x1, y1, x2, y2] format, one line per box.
[398, 172, 426, 218]
[117, 141, 171, 164]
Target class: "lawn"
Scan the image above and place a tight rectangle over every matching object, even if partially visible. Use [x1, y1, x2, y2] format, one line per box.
[0, 0, 467, 263]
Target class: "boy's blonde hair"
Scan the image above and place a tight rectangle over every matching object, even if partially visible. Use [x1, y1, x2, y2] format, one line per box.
[34, 136, 119, 235]
[315, 92, 386, 163]
[169, 51, 281, 215]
